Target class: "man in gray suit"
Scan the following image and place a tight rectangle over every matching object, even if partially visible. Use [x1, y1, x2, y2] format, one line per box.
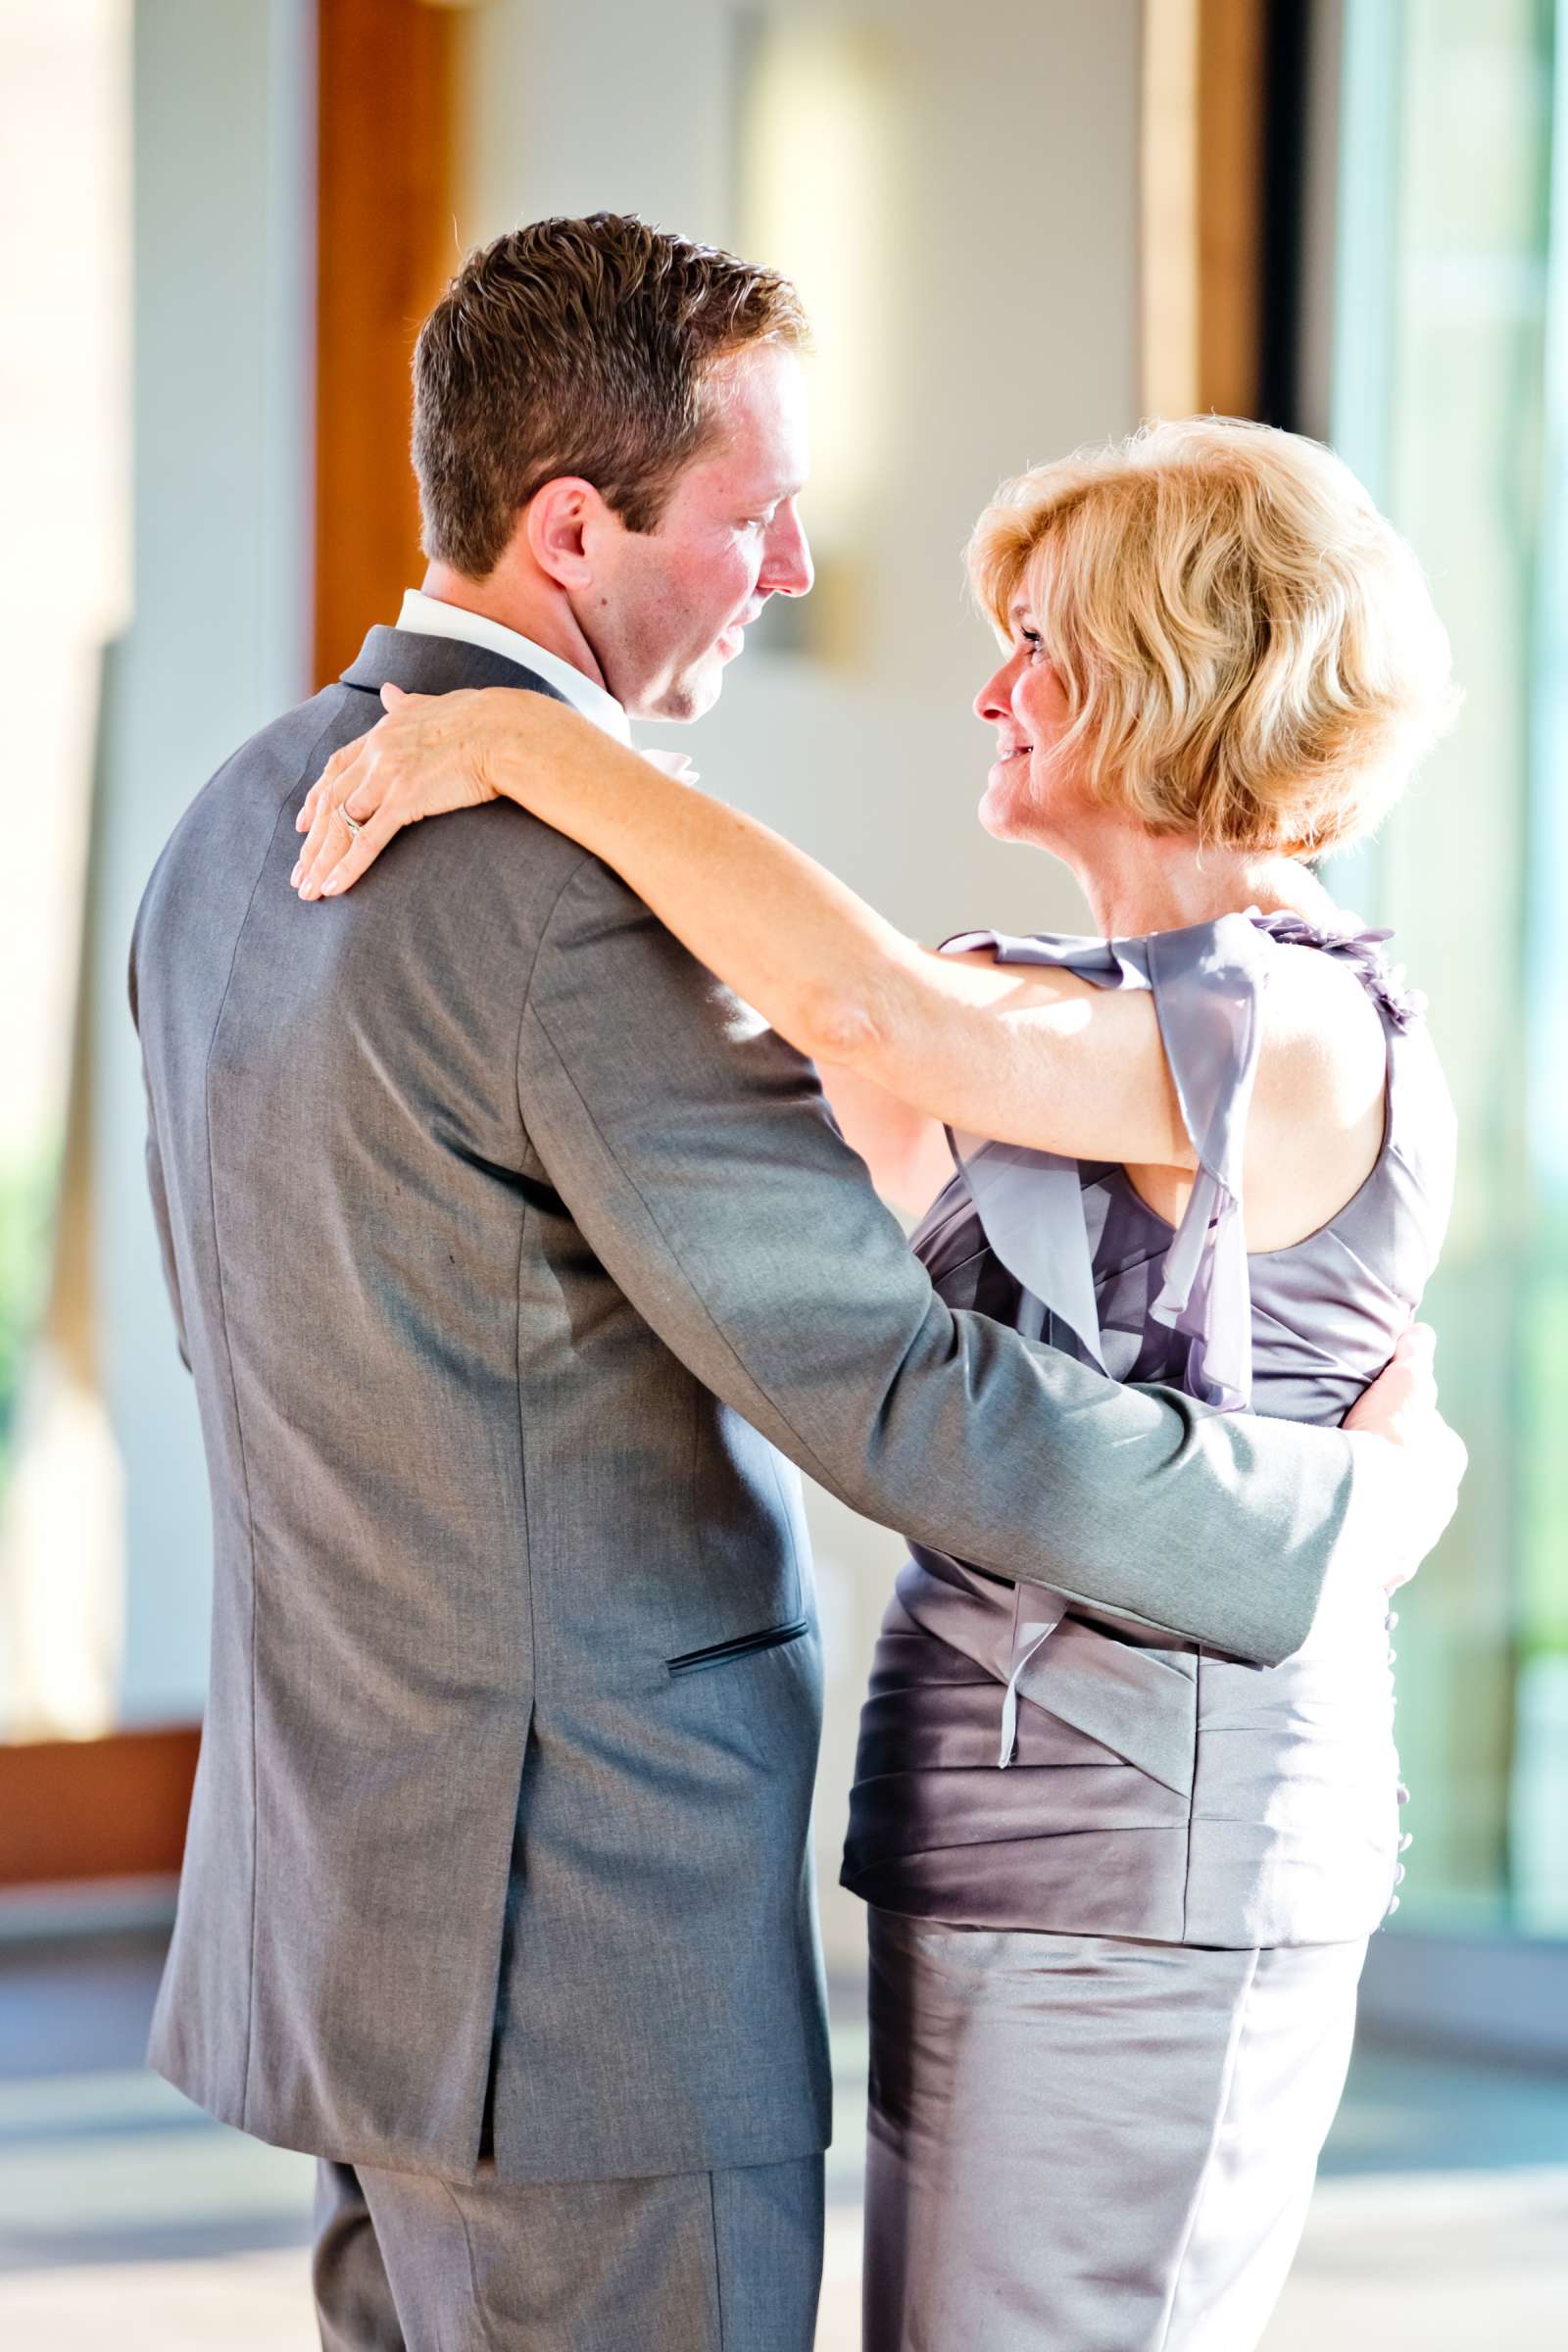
[131, 216, 1458, 2351]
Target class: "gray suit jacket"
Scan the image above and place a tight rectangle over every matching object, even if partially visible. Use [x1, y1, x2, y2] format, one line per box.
[131, 626, 1370, 2183]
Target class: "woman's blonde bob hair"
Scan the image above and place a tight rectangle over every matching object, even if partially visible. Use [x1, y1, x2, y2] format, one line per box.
[967, 416, 1457, 857]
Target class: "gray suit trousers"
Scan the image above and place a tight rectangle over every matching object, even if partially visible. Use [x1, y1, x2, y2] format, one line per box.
[313, 2151, 824, 2352]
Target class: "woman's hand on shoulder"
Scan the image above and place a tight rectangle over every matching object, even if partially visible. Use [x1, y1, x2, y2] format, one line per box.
[292, 683, 565, 901]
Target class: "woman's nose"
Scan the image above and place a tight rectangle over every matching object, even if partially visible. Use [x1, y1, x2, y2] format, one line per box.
[974, 660, 1013, 722]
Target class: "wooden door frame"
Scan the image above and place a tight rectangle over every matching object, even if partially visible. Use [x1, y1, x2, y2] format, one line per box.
[2, 2, 462, 1900]
[1142, 0, 1276, 420]
[313, 0, 461, 688]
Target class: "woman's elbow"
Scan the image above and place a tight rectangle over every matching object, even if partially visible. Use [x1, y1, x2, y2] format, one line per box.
[793, 977, 887, 1070]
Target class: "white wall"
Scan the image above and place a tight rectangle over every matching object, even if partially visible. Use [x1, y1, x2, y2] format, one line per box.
[458, 0, 1147, 1965]
[95, 0, 315, 1725]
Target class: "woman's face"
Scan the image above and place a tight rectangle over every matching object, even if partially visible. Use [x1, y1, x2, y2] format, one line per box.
[972, 606, 1089, 846]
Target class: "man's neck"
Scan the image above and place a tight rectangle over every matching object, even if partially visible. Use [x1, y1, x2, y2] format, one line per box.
[418, 563, 610, 695]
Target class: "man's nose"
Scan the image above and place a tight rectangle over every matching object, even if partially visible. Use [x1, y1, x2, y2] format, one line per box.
[761, 506, 813, 598]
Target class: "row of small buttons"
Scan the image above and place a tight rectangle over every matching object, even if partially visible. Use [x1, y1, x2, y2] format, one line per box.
[1387, 1607, 1408, 1917]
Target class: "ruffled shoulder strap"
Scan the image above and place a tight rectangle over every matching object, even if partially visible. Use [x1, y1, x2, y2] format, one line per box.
[939, 910, 1274, 1410]
[1141, 913, 1274, 1409]
[1250, 907, 1426, 1030]
[938, 928, 1136, 1375]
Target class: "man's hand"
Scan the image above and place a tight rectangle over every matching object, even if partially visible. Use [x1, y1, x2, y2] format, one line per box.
[1342, 1325, 1467, 1591]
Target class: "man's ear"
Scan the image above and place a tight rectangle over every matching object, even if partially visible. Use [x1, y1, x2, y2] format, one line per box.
[525, 477, 611, 591]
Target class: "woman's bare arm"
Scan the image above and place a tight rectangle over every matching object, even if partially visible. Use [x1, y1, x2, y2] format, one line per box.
[816, 1062, 955, 1218]
[293, 686, 1385, 1230]
[294, 686, 1191, 1167]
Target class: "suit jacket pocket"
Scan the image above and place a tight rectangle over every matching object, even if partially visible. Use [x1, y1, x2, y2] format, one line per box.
[667, 1619, 812, 1676]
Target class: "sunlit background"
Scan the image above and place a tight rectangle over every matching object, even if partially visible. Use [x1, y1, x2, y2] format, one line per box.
[0, 1, 1564, 2345]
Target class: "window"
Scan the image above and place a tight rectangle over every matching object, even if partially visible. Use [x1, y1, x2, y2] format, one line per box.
[1331, 0, 1565, 1933]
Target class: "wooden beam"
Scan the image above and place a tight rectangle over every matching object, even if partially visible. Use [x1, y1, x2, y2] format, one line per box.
[0, 1, 461, 1888]
[1197, 0, 1265, 417]
[1141, 0, 1268, 419]
[313, 0, 459, 689]
[2, 10, 465, 1895]
[0, 1726, 200, 1887]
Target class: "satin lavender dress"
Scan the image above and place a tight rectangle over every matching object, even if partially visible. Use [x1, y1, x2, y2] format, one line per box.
[842, 910, 1454, 2352]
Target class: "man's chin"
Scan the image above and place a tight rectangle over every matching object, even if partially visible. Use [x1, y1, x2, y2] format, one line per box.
[641, 665, 724, 726]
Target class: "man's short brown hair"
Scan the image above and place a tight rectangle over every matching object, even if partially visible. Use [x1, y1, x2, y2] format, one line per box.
[413, 213, 809, 578]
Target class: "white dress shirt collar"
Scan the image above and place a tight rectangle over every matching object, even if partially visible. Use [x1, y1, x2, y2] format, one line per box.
[396, 588, 631, 745]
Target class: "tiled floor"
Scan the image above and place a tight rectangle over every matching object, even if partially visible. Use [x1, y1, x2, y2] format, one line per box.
[1, 1930, 1565, 2348]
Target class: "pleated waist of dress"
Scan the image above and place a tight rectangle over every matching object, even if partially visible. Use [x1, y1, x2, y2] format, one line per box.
[897, 1548, 1202, 1792]
[854, 1550, 1404, 1946]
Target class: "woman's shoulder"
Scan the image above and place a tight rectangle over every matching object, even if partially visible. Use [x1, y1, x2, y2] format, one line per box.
[1234, 913, 1385, 1143]
[943, 903, 1420, 1012]
[1246, 906, 1427, 1029]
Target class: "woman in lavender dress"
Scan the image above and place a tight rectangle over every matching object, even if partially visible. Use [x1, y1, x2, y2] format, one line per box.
[295, 418, 1458, 2348]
